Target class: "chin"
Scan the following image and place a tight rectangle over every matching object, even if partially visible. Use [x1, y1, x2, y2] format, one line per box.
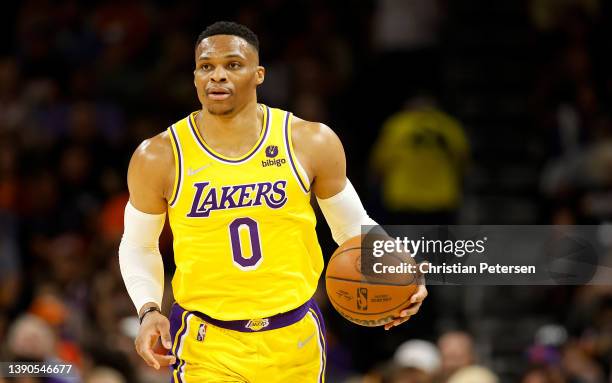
[206, 104, 235, 116]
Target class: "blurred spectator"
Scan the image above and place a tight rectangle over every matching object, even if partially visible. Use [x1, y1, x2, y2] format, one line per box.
[561, 342, 606, 383]
[371, 0, 442, 96]
[0, 211, 21, 313]
[389, 367, 431, 383]
[540, 137, 612, 224]
[373, 0, 441, 52]
[86, 367, 126, 383]
[6, 314, 56, 361]
[29, 290, 69, 328]
[527, 324, 567, 367]
[0, 57, 27, 133]
[528, 0, 601, 32]
[521, 366, 566, 383]
[447, 366, 499, 383]
[437, 331, 476, 379]
[369, 95, 470, 224]
[0, 135, 19, 212]
[393, 339, 441, 377]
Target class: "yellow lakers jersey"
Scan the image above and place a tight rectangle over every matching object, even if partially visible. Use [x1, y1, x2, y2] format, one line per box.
[166, 104, 323, 320]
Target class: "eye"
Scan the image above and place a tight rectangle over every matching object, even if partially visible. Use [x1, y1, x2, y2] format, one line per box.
[228, 62, 242, 70]
[200, 63, 212, 71]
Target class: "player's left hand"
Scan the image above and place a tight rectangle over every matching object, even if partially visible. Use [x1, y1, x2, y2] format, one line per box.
[384, 265, 428, 330]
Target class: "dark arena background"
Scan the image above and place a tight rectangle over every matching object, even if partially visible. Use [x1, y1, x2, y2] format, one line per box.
[1, 1, 611, 382]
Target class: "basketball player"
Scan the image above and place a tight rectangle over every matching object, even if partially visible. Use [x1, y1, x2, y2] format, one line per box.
[119, 21, 427, 382]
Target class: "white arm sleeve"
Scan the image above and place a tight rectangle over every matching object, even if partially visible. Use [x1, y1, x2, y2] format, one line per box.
[316, 179, 378, 245]
[118, 202, 166, 314]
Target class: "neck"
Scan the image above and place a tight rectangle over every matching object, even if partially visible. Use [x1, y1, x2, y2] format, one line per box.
[199, 101, 261, 137]
[195, 101, 263, 153]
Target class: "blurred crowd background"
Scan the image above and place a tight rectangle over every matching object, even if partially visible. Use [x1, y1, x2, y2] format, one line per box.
[1, 0, 611, 382]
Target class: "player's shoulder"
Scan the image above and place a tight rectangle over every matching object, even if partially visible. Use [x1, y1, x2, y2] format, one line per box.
[128, 130, 175, 185]
[289, 114, 345, 176]
[132, 130, 174, 166]
[127, 129, 176, 206]
[290, 115, 341, 149]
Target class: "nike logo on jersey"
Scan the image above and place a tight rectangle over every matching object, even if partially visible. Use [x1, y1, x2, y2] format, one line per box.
[187, 180, 288, 218]
[297, 332, 315, 349]
[187, 163, 213, 176]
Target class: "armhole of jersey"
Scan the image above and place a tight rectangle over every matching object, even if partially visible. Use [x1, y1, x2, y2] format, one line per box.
[167, 124, 183, 208]
[283, 112, 311, 194]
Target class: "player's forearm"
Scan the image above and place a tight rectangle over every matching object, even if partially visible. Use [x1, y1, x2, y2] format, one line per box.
[118, 201, 166, 313]
[317, 178, 378, 245]
[119, 241, 164, 313]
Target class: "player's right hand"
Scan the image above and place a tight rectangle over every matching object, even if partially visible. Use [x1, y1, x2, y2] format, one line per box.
[135, 312, 177, 370]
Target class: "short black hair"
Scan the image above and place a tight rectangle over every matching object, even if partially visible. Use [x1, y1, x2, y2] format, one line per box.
[195, 21, 259, 51]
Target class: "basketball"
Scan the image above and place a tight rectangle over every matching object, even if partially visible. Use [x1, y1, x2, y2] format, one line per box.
[325, 235, 419, 327]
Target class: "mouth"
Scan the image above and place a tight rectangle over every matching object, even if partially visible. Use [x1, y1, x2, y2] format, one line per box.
[206, 87, 232, 101]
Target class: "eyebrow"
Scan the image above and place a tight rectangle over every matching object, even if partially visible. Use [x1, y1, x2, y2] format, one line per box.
[197, 54, 245, 61]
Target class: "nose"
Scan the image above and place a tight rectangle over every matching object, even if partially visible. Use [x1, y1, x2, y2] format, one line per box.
[211, 65, 227, 82]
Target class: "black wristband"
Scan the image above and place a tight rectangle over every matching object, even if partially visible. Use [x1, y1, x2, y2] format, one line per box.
[139, 306, 161, 324]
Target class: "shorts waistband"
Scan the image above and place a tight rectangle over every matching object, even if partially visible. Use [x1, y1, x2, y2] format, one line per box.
[185, 298, 315, 333]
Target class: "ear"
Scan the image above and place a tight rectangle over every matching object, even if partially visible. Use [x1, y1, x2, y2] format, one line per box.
[255, 66, 265, 86]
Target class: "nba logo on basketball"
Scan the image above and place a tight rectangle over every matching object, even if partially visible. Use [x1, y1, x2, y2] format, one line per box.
[196, 323, 206, 341]
[357, 288, 368, 311]
[265, 145, 279, 158]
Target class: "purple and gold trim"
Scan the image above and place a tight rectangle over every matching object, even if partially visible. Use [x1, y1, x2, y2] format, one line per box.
[308, 305, 327, 383]
[168, 124, 182, 207]
[170, 305, 192, 383]
[187, 104, 270, 164]
[283, 112, 311, 194]
[174, 297, 319, 333]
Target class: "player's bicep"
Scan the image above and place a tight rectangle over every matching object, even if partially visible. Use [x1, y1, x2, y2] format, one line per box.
[310, 124, 347, 199]
[127, 136, 173, 214]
